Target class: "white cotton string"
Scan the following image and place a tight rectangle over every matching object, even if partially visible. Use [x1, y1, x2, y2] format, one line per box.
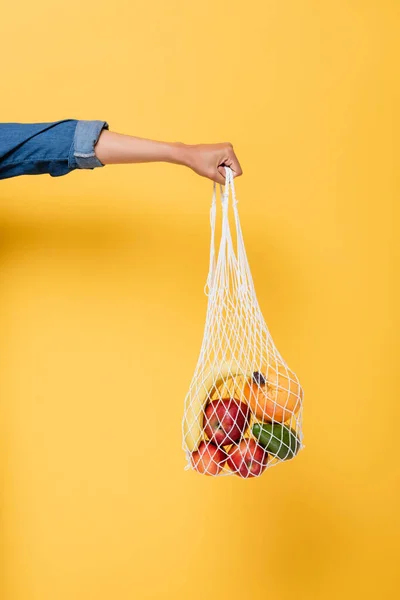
[182, 167, 304, 476]
[204, 183, 217, 296]
[222, 168, 237, 265]
[224, 167, 249, 299]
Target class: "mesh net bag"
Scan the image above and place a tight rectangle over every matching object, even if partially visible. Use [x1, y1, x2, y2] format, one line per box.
[182, 168, 304, 478]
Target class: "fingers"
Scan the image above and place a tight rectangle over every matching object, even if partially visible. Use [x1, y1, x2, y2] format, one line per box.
[229, 153, 243, 178]
[213, 145, 242, 184]
[213, 167, 226, 185]
[221, 145, 243, 178]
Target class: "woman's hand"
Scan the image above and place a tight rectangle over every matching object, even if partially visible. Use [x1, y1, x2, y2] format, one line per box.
[180, 142, 243, 184]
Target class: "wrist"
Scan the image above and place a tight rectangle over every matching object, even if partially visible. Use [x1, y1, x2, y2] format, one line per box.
[168, 142, 192, 167]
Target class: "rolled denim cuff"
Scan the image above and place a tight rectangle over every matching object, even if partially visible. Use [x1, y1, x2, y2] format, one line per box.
[70, 120, 109, 169]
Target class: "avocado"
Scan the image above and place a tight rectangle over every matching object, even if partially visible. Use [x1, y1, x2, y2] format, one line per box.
[252, 422, 300, 460]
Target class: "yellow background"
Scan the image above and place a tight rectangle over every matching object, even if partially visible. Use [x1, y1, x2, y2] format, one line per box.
[0, 1, 398, 599]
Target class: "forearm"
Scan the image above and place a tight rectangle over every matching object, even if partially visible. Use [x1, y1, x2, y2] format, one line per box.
[94, 130, 188, 167]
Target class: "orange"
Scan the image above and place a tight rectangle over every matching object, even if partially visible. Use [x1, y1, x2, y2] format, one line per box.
[243, 362, 303, 423]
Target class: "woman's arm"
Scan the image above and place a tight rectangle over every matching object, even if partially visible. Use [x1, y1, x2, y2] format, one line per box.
[0, 120, 242, 183]
[95, 130, 241, 185]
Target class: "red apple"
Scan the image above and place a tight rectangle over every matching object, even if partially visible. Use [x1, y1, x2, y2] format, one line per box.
[191, 441, 227, 476]
[227, 439, 268, 478]
[204, 398, 249, 446]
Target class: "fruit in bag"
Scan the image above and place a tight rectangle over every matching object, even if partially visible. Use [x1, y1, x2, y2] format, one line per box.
[227, 439, 268, 478]
[252, 422, 300, 460]
[204, 398, 249, 446]
[191, 441, 227, 476]
[183, 364, 248, 452]
[243, 364, 303, 423]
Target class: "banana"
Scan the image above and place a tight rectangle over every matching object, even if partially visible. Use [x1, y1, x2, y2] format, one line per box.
[183, 363, 253, 452]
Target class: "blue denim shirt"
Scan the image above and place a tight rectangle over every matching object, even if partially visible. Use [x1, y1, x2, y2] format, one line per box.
[0, 119, 108, 180]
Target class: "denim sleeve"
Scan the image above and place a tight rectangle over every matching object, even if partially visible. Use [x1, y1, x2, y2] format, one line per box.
[0, 119, 109, 180]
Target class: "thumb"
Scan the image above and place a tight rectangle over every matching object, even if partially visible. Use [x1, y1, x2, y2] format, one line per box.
[212, 166, 226, 185]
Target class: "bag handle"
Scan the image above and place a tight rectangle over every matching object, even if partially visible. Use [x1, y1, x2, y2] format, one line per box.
[227, 168, 254, 296]
[204, 182, 218, 295]
[205, 167, 249, 296]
